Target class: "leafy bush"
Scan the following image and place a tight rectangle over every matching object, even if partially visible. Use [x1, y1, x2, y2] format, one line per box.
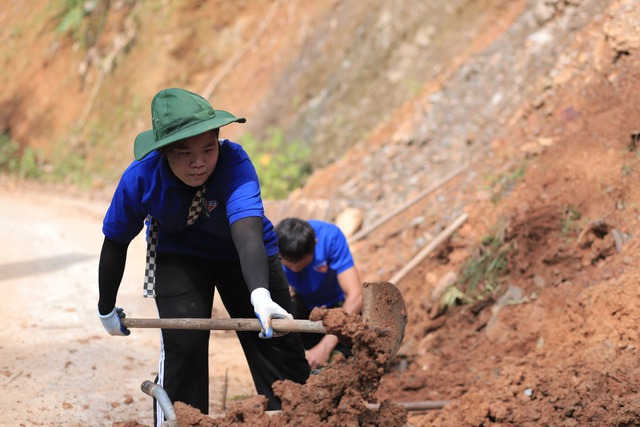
[239, 127, 312, 200]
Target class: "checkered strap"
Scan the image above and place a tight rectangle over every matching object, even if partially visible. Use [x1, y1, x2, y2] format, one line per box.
[143, 216, 159, 298]
[186, 185, 207, 226]
[143, 185, 207, 298]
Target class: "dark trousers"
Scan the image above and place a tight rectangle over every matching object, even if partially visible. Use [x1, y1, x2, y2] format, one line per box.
[153, 253, 310, 424]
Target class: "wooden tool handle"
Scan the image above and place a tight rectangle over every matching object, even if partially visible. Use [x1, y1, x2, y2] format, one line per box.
[122, 317, 326, 334]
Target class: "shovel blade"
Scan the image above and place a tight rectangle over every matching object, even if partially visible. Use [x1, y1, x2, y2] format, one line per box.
[361, 281, 407, 363]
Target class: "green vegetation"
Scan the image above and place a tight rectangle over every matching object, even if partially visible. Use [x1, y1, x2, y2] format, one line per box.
[50, 144, 91, 187]
[441, 227, 511, 309]
[55, 0, 87, 38]
[1, 124, 313, 194]
[0, 131, 93, 187]
[54, 0, 109, 49]
[18, 148, 42, 180]
[0, 133, 20, 173]
[440, 285, 471, 307]
[561, 206, 582, 238]
[239, 127, 312, 200]
[0, 133, 42, 179]
[487, 163, 528, 204]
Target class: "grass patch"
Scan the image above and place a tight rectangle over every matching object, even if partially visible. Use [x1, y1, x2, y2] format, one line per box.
[0, 133, 43, 180]
[442, 226, 511, 309]
[561, 205, 581, 239]
[0, 132, 20, 173]
[0, 130, 94, 187]
[487, 162, 527, 204]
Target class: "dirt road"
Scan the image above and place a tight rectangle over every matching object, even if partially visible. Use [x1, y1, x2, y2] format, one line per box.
[0, 181, 255, 426]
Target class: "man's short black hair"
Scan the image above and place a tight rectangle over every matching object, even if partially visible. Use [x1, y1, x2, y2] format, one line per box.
[275, 218, 316, 262]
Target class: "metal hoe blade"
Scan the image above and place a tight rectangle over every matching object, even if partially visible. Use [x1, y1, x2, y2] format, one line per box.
[361, 281, 407, 362]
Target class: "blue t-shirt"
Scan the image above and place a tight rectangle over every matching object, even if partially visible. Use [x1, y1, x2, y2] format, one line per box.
[102, 139, 278, 260]
[283, 220, 354, 310]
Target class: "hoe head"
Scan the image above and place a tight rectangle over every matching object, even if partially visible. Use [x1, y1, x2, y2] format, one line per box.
[361, 281, 407, 363]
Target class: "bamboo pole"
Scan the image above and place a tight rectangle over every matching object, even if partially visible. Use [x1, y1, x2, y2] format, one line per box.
[389, 212, 468, 285]
[348, 165, 468, 243]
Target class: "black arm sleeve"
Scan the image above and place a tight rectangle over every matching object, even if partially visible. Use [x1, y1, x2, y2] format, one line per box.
[98, 237, 129, 315]
[230, 216, 269, 295]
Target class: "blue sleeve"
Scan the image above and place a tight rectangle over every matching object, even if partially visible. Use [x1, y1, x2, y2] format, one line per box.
[102, 174, 147, 244]
[217, 142, 265, 224]
[326, 225, 355, 274]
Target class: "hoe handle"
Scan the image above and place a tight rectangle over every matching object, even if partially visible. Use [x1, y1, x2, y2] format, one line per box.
[122, 317, 327, 334]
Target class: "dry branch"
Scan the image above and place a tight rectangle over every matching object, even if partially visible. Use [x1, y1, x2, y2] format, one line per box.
[348, 165, 467, 243]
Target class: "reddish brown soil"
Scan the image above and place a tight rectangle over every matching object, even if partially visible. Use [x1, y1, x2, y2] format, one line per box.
[164, 297, 408, 426]
[369, 15, 640, 427]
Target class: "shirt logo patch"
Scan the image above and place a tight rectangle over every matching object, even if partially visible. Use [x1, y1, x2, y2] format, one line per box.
[313, 261, 328, 273]
[207, 200, 218, 212]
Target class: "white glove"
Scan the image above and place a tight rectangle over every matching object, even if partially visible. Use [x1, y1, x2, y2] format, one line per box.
[98, 307, 131, 336]
[250, 288, 292, 339]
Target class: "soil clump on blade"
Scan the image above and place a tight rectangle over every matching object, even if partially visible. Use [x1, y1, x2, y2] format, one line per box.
[173, 307, 407, 426]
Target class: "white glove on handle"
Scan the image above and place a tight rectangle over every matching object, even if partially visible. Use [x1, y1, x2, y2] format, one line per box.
[250, 288, 293, 339]
[98, 307, 131, 336]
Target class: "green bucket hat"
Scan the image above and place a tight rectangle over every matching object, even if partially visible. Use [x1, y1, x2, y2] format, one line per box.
[134, 88, 246, 160]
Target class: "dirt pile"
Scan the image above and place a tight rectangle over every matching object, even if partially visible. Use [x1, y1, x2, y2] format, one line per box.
[172, 307, 407, 426]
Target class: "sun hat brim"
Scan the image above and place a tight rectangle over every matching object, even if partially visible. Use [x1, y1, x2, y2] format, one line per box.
[134, 110, 246, 160]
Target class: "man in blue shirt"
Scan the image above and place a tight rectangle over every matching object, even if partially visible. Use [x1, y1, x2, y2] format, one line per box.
[97, 88, 309, 425]
[275, 218, 363, 369]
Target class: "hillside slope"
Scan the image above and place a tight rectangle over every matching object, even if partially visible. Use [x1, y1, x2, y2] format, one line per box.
[0, 0, 546, 178]
[360, 1, 640, 425]
[1, 0, 640, 426]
